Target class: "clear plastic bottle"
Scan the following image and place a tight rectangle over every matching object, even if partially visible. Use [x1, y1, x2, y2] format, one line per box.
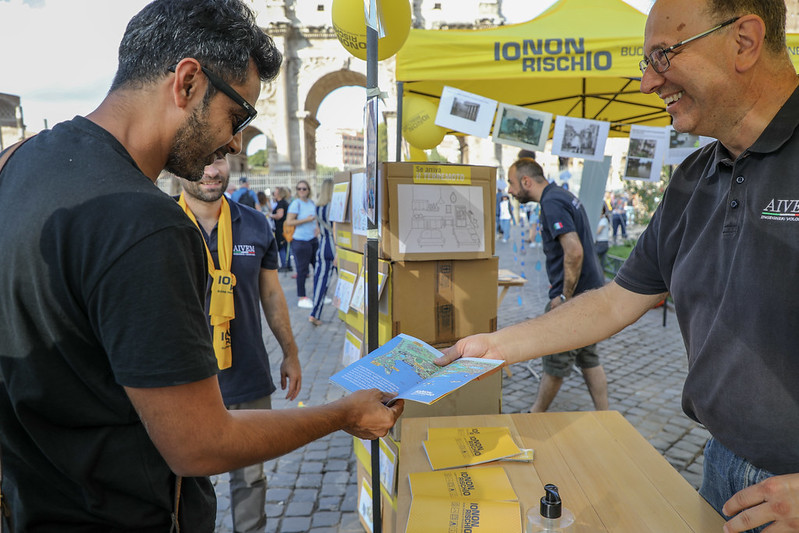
[526, 484, 575, 532]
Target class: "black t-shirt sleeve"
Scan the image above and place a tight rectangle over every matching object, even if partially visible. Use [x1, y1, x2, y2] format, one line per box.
[615, 202, 669, 295]
[87, 225, 218, 387]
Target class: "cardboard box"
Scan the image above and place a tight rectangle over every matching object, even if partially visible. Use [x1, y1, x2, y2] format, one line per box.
[391, 257, 498, 346]
[335, 247, 393, 346]
[353, 434, 400, 502]
[383, 162, 496, 261]
[335, 250, 498, 347]
[357, 459, 397, 533]
[333, 170, 390, 259]
[334, 163, 497, 262]
[389, 369, 503, 442]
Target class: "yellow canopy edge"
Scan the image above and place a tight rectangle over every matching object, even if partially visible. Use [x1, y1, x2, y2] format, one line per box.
[397, 0, 799, 135]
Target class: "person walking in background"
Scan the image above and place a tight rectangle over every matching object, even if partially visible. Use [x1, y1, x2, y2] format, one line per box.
[177, 156, 301, 533]
[257, 190, 274, 232]
[271, 186, 291, 270]
[611, 193, 628, 244]
[309, 178, 336, 326]
[595, 203, 611, 272]
[232, 176, 259, 209]
[506, 157, 608, 413]
[498, 194, 512, 243]
[285, 180, 317, 308]
[527, 203, 541, 247]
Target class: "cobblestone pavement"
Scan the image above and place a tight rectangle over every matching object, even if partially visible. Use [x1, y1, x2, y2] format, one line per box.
[212, 223, 709, 533]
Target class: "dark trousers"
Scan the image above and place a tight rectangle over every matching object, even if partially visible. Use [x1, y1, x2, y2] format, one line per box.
[612, 213, 627, 240]
[292, 239, 317, 297]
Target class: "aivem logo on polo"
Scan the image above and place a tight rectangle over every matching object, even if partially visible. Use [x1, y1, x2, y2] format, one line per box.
[493, 37, 642, 72]
[233, 244, 257, 256]
[761, 198, 799, 221]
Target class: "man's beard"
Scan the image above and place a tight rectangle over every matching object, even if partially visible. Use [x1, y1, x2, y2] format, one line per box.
[512, 189, 534, 204]
[164, 103, 216, 182]
[181, 175, 229, 203]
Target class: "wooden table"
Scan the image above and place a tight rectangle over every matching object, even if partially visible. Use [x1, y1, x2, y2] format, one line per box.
[396, 411, 724, 533]
[498, 268, 527, 307]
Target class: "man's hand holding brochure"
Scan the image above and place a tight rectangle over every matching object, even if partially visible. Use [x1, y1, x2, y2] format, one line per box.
[330, 334, 503, 405]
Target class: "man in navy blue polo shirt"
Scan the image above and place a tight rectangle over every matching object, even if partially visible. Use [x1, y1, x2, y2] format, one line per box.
[507, 158, 608, 414]
[178, 156, 301, 533]
[439, 0, 799, 530]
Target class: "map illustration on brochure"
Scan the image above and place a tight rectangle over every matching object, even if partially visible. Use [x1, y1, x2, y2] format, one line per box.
[329, 334, 502, 405]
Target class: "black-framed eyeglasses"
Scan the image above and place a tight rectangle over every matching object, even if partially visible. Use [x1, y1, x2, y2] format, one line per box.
[168, 63, 257, 135]
[639, 17, 740, 75]
[296, 186, 308, 191]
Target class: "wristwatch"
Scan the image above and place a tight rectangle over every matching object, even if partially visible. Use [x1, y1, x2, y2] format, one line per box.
[559, 294, 567, 303]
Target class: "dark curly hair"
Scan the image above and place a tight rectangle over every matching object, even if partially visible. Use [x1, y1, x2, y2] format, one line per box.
[110, 0, 282, 91]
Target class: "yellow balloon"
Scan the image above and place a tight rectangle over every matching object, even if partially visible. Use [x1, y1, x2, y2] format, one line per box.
[408, 146, 428, 161]
[402, 96, 446, 150]
[332, 0, 411, 61]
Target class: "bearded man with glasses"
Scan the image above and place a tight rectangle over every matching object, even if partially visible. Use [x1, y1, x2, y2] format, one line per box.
[438, 1, 799, 531]
[0, 1, 402, 531]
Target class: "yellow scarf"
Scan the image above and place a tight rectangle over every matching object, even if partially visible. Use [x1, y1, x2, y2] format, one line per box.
[178, 193, 236, 369]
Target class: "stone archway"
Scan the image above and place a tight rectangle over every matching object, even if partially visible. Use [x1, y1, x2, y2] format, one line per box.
[302, 69, 367, 170]
[234, 126, 280, 174]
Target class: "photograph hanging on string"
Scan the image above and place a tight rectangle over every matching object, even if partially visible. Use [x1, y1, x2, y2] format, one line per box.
[623, 125, 669, 182]
[664, 126, 715, 165]
[491, 103, 552, 152]
[434, 86, 497, 138]
[551, 116, 610, 161]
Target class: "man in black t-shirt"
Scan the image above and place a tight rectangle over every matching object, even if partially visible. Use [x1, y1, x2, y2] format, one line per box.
[0, 1, 402, 531]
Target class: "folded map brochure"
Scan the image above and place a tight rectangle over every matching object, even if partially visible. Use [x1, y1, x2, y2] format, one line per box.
[428, 427, 535, 463]
[329, 334, 503, 405]
[423, 427, 522, 470]
[409, 466, 517, 502]
[405, 497, 522, 533]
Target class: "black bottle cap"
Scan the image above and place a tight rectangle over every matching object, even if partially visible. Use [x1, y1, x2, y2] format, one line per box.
[540, 484, 562, 519]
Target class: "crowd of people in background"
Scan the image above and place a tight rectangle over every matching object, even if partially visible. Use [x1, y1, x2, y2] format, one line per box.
[498, 149, 635, 275]
[227, 177, 337, 324]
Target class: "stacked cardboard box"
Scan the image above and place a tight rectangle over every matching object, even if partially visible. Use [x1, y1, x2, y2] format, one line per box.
[330, 162, 503, 531]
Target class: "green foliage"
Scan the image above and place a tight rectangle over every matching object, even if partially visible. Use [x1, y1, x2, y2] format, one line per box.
[608, 243, 634, 259]
[248, 149, 268, 170]
[316, 164, 341, 175]
[378, 123, 388, 163]
[622, 165, 671, 226]
[426, 147, 448, 162]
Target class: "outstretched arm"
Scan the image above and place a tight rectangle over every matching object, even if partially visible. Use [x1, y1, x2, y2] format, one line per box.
[436, 281, 666, 367]
[125, 377, 402, 477]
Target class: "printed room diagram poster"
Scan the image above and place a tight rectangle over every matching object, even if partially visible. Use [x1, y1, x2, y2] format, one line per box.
[395, 184, 485, 255]
[624, 125, 669, 182]
[551, 116, 610, 161]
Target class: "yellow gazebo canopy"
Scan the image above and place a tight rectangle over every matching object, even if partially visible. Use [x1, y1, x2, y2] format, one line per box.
[396, 0, 668, 136]
[397, 0, 799, 138]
